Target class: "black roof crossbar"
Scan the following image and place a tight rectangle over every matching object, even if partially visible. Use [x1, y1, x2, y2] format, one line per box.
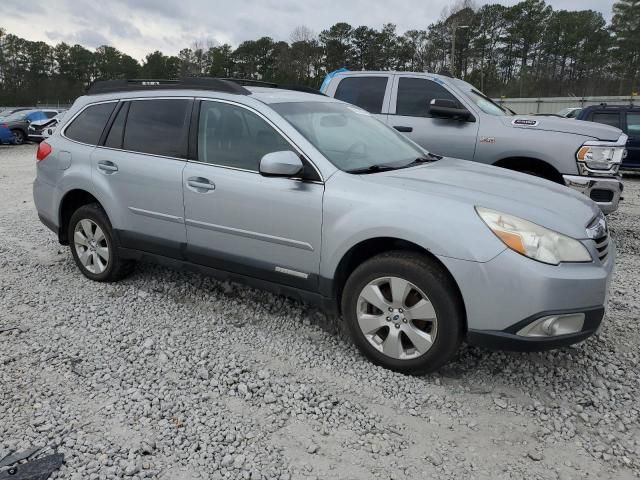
[87, 78, 251, 96]
[221, 78, 326, 96]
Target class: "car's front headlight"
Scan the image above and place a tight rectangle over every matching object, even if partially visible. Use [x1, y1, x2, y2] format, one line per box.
[576, 139, 626, 171]
[476, 207, 592, 265]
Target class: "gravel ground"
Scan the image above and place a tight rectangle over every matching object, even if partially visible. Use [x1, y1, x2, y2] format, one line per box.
[1, 143, 639, 480]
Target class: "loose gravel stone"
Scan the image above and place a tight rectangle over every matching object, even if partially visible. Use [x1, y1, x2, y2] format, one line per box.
[1, 146, 639, 480]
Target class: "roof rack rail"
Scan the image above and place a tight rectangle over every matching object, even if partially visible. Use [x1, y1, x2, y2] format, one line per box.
[221, 78, 326, 96]
[87, 78, 251, 96]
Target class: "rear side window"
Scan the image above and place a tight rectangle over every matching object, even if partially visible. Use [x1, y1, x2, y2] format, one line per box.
[626, 113, 640, 135]
[591, 112, 621, 129]
[65, 102, 116, 145]
[334, 77, 388, 114]
[123, 99, 191, 158]
[396, 78, 460, 117]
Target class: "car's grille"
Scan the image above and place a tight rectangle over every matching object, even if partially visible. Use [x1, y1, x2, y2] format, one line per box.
[593, 233, 610, 262]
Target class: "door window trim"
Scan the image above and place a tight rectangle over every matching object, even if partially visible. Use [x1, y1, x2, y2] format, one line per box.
[193, 97, 324, 183]
[91, 96, 193, 162]
[388, 74, 465, 117]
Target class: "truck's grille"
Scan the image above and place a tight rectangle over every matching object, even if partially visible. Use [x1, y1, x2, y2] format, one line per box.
[593, 234, 610, 262]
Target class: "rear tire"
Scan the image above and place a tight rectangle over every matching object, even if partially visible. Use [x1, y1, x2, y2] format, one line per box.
[68, 203, 134, 282]
[341, 251, 464, 375]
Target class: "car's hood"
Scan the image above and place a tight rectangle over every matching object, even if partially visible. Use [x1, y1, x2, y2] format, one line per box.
[500, 115, 623, 141]
[30, 118, 55, 127]
[362, 158, 600, 239]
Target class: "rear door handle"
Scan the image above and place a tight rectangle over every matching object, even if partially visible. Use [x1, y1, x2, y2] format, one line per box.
[97, 160, 118, 173]
[187, 177, 216, 192]
[393, 126, 413, 132]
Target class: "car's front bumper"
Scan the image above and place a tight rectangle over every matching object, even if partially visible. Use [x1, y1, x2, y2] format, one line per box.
[438, 239, 615, 351]
[563, 174, 623, 214]
[466, 306, 604, 351]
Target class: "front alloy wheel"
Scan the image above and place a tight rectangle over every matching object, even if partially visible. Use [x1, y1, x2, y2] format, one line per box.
[357, 276, 438, 360]
[341, 251, 463, 374]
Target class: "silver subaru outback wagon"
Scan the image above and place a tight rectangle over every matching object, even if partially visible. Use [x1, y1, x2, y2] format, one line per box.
[33, 78, 615, 374]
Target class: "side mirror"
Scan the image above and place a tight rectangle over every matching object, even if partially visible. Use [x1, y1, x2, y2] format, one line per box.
[259, 151, 303, 178]
[429, 99, 474, 121]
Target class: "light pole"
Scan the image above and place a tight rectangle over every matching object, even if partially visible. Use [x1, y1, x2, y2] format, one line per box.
[451, 25, 470, 78]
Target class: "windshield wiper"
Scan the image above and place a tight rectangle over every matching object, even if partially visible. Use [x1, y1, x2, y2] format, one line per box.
[400, 153, 441, 169]
[346, 164, 399, 174]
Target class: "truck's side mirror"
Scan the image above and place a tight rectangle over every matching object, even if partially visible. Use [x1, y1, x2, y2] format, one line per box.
[429, 99, 474, 122]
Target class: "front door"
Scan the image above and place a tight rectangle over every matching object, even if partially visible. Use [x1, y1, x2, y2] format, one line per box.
[92, 98, 192, 257]
[183, 100, 324, 291]
[387, 75, 479, 160]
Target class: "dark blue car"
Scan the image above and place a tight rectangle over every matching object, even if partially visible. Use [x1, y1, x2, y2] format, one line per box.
[576, 105, 640, 170]
[0, 124, 15, 144]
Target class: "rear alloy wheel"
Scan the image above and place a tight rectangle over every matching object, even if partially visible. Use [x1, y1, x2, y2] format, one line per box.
[12, 129, 25, 145]
[74, 219, 110, 274]
[342, 251, 463, 374]
[68, 203, 134, 282]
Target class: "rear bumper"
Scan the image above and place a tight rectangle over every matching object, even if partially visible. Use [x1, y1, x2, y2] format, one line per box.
[467, 306, 604, 351]
[562, 174, 623, 214]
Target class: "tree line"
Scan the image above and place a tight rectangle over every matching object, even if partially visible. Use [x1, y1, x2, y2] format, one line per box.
[0, 0, 638, 106]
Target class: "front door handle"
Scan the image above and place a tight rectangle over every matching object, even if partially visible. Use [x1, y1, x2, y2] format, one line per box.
[393, 126, 413, 133]
[187, 177, 216, 192]
[97, 160, 118, 173]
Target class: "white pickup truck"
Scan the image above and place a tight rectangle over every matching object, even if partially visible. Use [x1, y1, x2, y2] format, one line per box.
[321, 71, 626, 213]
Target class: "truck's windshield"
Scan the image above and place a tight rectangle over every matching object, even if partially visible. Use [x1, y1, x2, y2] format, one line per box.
[468, 90, 513, 116]
[451, 78, 513, 117]
[272, 101, 431, 173]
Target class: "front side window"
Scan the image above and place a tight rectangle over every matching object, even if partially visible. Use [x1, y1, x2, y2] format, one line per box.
[65, 102, 116, 145]
[334, 77, 388, 114]
[396, 77, 460, 117]
[123, 99, 191, 158]
[272, 101, 426, 173]
[198, 101, 291, 171]
[626, 113, 640, 135]
[591, 112, 621, 129]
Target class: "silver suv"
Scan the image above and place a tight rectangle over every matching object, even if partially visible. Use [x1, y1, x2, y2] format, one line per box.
[321, 71, 627, 214]
[33, 78, 615, 374]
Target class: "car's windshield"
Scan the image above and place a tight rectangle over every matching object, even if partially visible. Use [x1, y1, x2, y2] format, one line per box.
[272, 101, 429, 173]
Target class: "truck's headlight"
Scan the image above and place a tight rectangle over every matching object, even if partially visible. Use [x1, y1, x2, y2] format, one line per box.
[476, 207, 592, 265]
[576, 141, 625, 171]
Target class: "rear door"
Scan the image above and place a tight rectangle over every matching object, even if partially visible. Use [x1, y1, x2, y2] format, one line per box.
[623, 111, 640, 169]
[328, 74, 392, 122]
[387, 75, 478, 159]
[91, 98, 191, 257]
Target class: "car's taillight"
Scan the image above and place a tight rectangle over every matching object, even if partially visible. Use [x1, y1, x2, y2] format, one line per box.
[36, 141, 52, 161]
[0, 123, 8, 128]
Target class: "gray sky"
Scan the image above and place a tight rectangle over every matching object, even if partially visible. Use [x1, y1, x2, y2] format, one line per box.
[4, 0, 616, 61]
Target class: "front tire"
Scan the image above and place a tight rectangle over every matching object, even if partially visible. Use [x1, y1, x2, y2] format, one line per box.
[68, 204, 134, 282]
[341, 251, 463, 375]
[12, 129, 25, 145]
